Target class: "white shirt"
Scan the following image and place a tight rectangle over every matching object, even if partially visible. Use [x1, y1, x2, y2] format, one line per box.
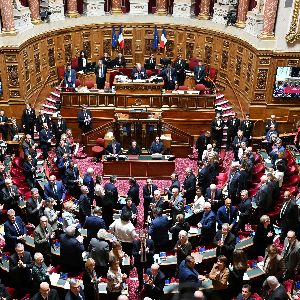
[109, 219, 137, 243]
[192, 195, 205, 214]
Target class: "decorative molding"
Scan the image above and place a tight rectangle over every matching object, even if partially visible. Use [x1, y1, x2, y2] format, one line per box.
[256, 69, 268, 90]
[259, 57, 270, 65]
[287, 59, 299, 66]
[286, 0, 300, 43]
[254, 93, 266, 101]
[7, 65, 19, 88]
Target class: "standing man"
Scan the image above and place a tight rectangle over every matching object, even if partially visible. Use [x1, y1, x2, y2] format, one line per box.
[143, 263, 165, 300]
[143, 178, 158, 222]
[182, 167, 197, 204]
[236, 190, 252, 231]
[77, 104, 92, 133]
[78, 185, 92, 223]
[145, 53, 156, 70]
[64, 63, 76, 88]
[197, 202, 216, 244]
[161, 64, 177, 90]
[211, 113, 224, 150]
[166, 173, 180, 199]
[21, 103, 36, 137]
[174, 54, 186, 86]
[113, 52, 126, 68]
[95, 59, 107, 89]
[170, 187, 185, 223]
[44, 175, 66, 207]
[226, 113, 240, 150]
[52, 114, 67, 145]
[83, 167, 95, 201]
[101, 52, 112, 68]
[1, 178, 22, 211]
[196, 130, 211, 161]
[36, 110, 50, 133]
[0, 110, 8, 140]
[194, 60, 206, 85]
[26, 188, 45, 226]
[216, 198, 237, 230]
[232, 130, 248, 161]
[240, 113, 253, 141]
[265, 114, 278, 135]
[39, 123, 52, 160]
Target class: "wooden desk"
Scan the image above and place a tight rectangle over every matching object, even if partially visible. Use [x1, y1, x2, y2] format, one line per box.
[114, 80, 164, 95]
[103, 155, 175, 178]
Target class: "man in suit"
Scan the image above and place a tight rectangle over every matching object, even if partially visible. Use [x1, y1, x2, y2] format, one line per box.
[178, 255, 202, 285]
[83, 167, 95, 200]
[9, 243, 33, 297]
[282, 230, 300, 279]
[240, 113, 254, 141]
[198, 202, 216, 244]
[149, 208, 169, 253]
[216, 198, 237, 230]
[113, 52, 126, 68]
[77, 104, 92, 133]
[197, 161, 211, 198]
[23, 154, 37, 188]
[205, 183, 223, 212]
[78, 185, 92, 223]
[57, 153, 71, 184]
[227, 162, 241, 205]
[0, 110, 9, 140]
[22, 133, 37, 158]
[56, 139, 71, 159]
[160, 64, 177, 90]
[34, 216, 54, 265]
[103, 175, 118, 227]
[36, 110, 50, 133]
[60, 226, 84, 274]
[211, 112, 224, 150]
[183, 167, 197, 204]
[26, 188, 44, 226]
[232, 130, 248, 161]
[39, 122, 52, 160]
[133, 230, 155, 291]
[4, 209, 27, 251]
[95, 59, 107, 89]
[145, 53, 156, 69]
[236, 284, 254, 300]
[65, 278, 85, 300]
[265, 276, 289, 300]
[265, 114, 278, 135]
[227, 113, 240, 150]
[131, 63, 147, 80]
[44, 175, 66, 207]
[21, 103, 36, 137]
[149, 190, 165, 215]
[279, 191, 298, 242]
[32, 282, 60, 300]
[196, 130, 211, 160]
[254, 175, 273, 216]
[143, 263, 165, 299]
[127, 140, 141, 155]
[64, 64, 77, 88]
[236, 190, 252, 231]
[127, 177, 140, 206]
[170, 187, 185, 223]
[143, 178, 158, 222]
[52, 113, 67, 145]
[106, 138, 122, 155]
[194, 60, 206, 84]
[166, 173, 180, 199]
[65, 161, 81, 198]
[213, 223, 236, 261]
[149, 136, 164, 154]
[101, 52, 111, 68]
[174, 54, 186, 86]
[1, 178, 22, 211]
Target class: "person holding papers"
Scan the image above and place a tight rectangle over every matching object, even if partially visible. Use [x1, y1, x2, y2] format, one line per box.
[131, 63, 147, 80]
[77, 104, 92, 133]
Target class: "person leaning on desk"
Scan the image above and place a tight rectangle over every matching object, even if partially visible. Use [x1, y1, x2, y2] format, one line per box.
[106, 138, 122, 156]
[131, 63, 147, 80]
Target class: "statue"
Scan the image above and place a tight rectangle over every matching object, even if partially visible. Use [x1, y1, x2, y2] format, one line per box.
[253, 0, 265, 14]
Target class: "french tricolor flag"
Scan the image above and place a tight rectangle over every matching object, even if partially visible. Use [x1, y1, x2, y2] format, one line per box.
[118, 25, 124, 49]
[160, 27, 167, 49]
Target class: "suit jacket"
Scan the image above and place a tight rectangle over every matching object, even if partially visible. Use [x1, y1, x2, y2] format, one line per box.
[238, 198, 252, 223]
[240, 119, 253, 137]
[44, 181, 66, 202]
[65, 288, 85, 300]
[104, 182, 118, 205]
[174, 59, 186, 74]
[39, 129, 52, 149]
[78, 194, 91, 218]
[254, 184, 273, 213]
[34, 223, 53, 254]
[199, 211, 216, 239]
[228, 170, 241, 198]
[53, 119, 67, 136]
[65, 166, 80, 190]
[198, 167, 211, 195]
[150, 141, 164, 154]
[4, 216, 27, 250]
[127, 183, 140, 206]
[253, 223, 275, 257]
[264, 254, 285, 278]
[77, 110, 92, 129]
[143, 184, 158, 204]
[211, 118, 224, 135]
[144, 268, 165, 298]
[21, 108, 36, 128]
[1, 185, 21, 210]
[113, 56, 126, 68]
[236, 293, 254, 300]
[23, 158, 37, 178]
[64, 69, 77, 87]
[216, 205, 237, 228]
[32, 289, 60, 300]
[101, 56, 111, 68]
[83, 174, 95, 198]
[127, 144, 141, 155]
[160, 67, 177, 83]
[213, 230, 236, 258]
[204, 188, 223, 203]
[279, 200, 298, 231]
[145, 57, 156, 69]
[194, 65, 206, 82]
[84, 215, 107, 241]
[178, 260, 200, 284]
[9, 124, 22, 139]
[26, 196, 44, 225]
[265, 119, 278, 132]
[36, 115, 50, 132]
[282, 238, 300, 276]
[132, 238, 155, 266]
[88, 237, 109, 267]
[232, 136, 248, 151]
[183, 174, 197, 201]
[149, 215, 169, 246]
[95, 64, 107, 81]
[227, 118, 241, 136]
[196, 134, 211, 155]
[106, 142, 122, 155]
[167, 179, 180, 198]
[266, 284, 289, 300]
[131, 67, 147, 79]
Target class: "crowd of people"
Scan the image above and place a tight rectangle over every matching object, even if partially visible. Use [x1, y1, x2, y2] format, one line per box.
[0, 91, 299, 300]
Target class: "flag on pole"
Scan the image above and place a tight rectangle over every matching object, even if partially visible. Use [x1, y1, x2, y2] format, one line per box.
[112, 26, 117, 48]
[160, 27, 167, 49]
[152, 25, 159, 49]
[118, 25, 124, 49]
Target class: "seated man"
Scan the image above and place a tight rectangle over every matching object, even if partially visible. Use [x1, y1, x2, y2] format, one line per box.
[1, 178, 22, 211]
[128, 140, 141, 155]
[64, 64, 76, 88]
[106, 138, 122, 156]
[32, 282, 60, 300]
[150, 136, 164, 154]
[143, 263, 165, 300]
[131, 63, 147, 80]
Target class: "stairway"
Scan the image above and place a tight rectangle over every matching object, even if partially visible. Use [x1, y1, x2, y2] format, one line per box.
[42, 87, 61, 115]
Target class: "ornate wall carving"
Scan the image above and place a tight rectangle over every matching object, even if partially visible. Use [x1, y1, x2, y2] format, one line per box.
[256, 69, 268, 90]
[7, 65, 20, 88]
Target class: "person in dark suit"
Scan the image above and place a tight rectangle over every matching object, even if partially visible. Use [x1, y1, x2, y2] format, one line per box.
[131, 63, 147, 80]
[106, 138, 122, 155]
[143, 263, 165, 299]
[232, 130, 248, 161]
[254, 175, 273, 215]
[52, 114, 67, 145]
[9, 243, 33, 297]
[197, 202, 216, 244]
[213, 223, 236, 261]
[32, 282, 60, 300]
[39, 123, 52, 160]
[95, 59, 107, 89]
[113, 52, 126, 68]
[26, 188, 44, 226]
[236, 284, 254, 300]
[178, 255, 202, 285]
[133, 230, 155, 290]
[194, 60, 206, 84]
[23, 154, 37, 188]
[205, 183, 223, 212]
[21, 103, 36, 137]
[196, 130, 211, 160]
[8, 117, 22, 140]
[82, 258, 99, 300]
[216, 198, 237, 230]
[1, 178, 22, 211]
[103, 176, 118, 227]
[227, 163, 241, 205]
[78, 50, 88, 73]
[240, 113, 253, 141]
[101, 52, 111, 68]
[149, 208, 169, 253]
[64, 64, 77, 88]
[145, 53, 156, 69]
[44, 175, 66, 206]
[236, 190, 252, 231]
[160, 64, 177, 90]
[265, 276, 289, 300]
[127, 177, 140, 206]
[79, 185, 92, 223]
[166, 172, 180, 199]
[65, 278, 85, 300]
[183, 167, 197, 204]
[149, 190, 165, 215]
[279, 191, 298, 242]
[265, 114, 278, 135]
[226, 113, 240, 150]
[77, 104, 92, 133]
[197, 161, 211, 199]
[174, 54, 186, 86]
[36, 110, 50, 133]
[22, 133, 37, 158]
[83, 167, 95, 200]
[149, 136, 164, 154]
[57, 153, 71, 184]
[0, 110, 9, 140]
[122, 197, 138, 225]
[211, 113, 224, 150]
[263, 245, 285, 281]
[127, 140, 141, 155]
[56, 139, 71, 159]
[4, 209, 27, 251]
[143, 178, 158, 221]
[60, 226, 84, 274]
[65, 161, 81, 198]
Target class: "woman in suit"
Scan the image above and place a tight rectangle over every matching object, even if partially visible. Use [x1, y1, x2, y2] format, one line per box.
[253, 215, 275, 257]
[78, 50, 88, 73]
[83, 258, 99, 300]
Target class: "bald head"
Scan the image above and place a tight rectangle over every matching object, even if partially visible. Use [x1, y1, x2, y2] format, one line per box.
[261, 175, 268, 184]
[40, 282, 50, 298]
[117, 296, 129, 300]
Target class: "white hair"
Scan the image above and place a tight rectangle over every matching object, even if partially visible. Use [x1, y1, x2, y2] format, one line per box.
[34, 252, 43, 260]
[266, 276, 279, 288]
[87, 167, 94, 174]
[65, 226, 76, 237]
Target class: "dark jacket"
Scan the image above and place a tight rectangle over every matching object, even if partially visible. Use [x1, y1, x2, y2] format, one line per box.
[149, 215, 169, 246]
[65, 287, 85, 300]
[183, 174, 197, 202]
[113, 56, 126, 68]
[216, 205, 238, 228]
[1, 185, 21, 210]
[265, 284, 289, 300]
[131, 67, 147, 79]
[26, 196, 44, 225]
[65, 166, 80, 190]
[83, 174, 95, 199]
[144, 268, 165, 299]
[104, 182, 118, 206]
[254, 183, 273, 214]
[178, 260, 201, 284]
[264, 254, 285, 279]
[143, 184, 158, 204]
[4, 216, 27, 250]
[78, 194, 91, 219]
[127, 183, 140, 206]
[279, 200, 298, 231]
[199, 210, 216, 242]
[39, 128, 52, 149]
[88, 238, 109, 267]
[150, 141, 164, 154]
[132, 239, 155, 266]
[213, 230, 236, 259]
[106, 142, 122, 155]
[44, 181, 66, 202]
[253, 223, 275, 257]
[32, 289, 60, 300]
[84, 215, 107, 242]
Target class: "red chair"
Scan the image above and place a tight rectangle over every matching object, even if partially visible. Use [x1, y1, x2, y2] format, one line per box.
[12, 157, 24, 169]
[286, 164, 298, 176]
[252, 293, 262, 300]
[75, 79, 81, 87]
[282, 175, 300, 187]
[71, 57, 79, 71]
[91, 138, 105, 162]
[85, 80, 94, 89]
[208, 67, 218, 81]
[146, 69, 153, 78]
[195, 84, 206, 92]
[57, 66, 65, 82]
[10, 168, 25, 178]
[252, 163, 265, 176]
[189, 57, 199, 71]
[178, 85, 188, 90]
